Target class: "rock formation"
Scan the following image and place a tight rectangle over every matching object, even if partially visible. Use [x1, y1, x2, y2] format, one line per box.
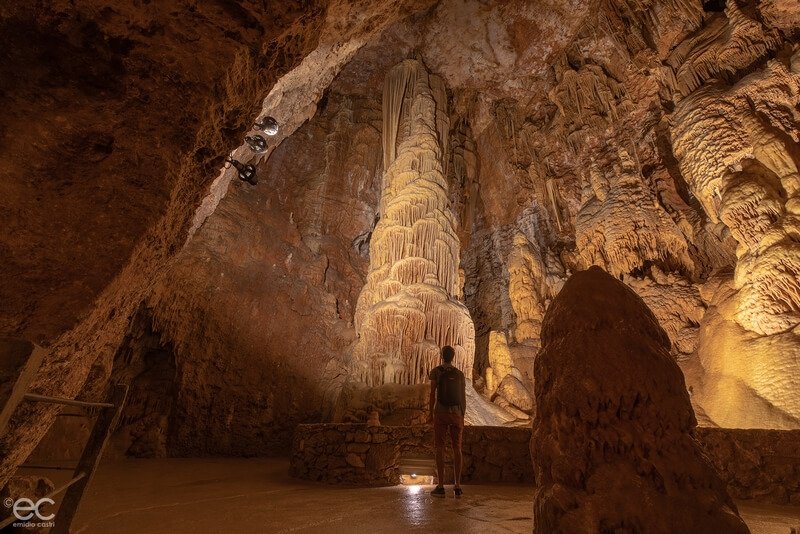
[508, 233, 548, 343]
[484, 331, 534, 417]
[350, 59, 475, 388]
[332, 59, 482, 424]
[531, 266, 749, 534]
[671, 48, 800, 427]
[2, 0, 800, 478]
[575, 149, 695, 278]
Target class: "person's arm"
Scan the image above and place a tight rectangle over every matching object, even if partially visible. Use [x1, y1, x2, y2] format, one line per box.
[460, 374, 466, 418]
[429, 379, 437, 422]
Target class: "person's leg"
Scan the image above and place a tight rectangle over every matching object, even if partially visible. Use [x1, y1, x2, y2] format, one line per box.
[432, 413, 446, 494]
[449, 415, 463, 489]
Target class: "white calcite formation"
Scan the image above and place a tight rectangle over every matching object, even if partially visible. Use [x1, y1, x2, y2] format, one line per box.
[671, 51, 800, 427]
[350, 59, 475, 387]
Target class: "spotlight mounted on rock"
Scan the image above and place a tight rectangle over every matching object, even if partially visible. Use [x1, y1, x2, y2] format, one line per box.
[254, 116, 279, 136]
[225, 156, 257, 185]
[245, 134, 268, 153]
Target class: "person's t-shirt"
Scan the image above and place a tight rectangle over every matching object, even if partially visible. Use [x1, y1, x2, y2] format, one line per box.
[429, 363, 466, 416]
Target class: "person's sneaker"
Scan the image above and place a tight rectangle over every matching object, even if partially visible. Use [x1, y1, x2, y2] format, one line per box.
[430, 485, 446, 497]
[454, 487, 462, 498]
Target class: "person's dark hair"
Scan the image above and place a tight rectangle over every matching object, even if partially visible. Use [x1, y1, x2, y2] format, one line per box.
[441, 345, 455, 363]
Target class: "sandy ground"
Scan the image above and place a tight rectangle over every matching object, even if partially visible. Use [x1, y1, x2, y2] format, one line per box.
[14, 458, 800, 533]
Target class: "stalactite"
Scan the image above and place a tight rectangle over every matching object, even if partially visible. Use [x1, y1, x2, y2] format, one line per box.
[545, 178, 563, 232]
[575, 148, 695, 278]
[382, 60, 419, 172]
[430, 74, 450, 176]
[665, 2, 782, 99]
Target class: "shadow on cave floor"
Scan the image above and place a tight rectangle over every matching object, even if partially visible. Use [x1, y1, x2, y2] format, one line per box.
[15, 458, 800, 533]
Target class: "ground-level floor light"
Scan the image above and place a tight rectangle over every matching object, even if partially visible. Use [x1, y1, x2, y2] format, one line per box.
[398, 455, 436, 486]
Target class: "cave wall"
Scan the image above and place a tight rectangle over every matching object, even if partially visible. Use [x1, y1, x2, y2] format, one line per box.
[134, 91, 383, 455]
[0, 0, 441, 485]
[4, 0, 800, 466]
[114, 0, 800, 454]
[0, 0, 330, 484]
[0, 0, 319, 343]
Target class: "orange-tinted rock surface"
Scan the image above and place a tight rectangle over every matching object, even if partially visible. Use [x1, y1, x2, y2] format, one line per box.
[530, 267, 749, 534]
[0, 0, 798, 482]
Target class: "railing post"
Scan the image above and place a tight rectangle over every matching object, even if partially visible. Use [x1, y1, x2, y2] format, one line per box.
[51, 384, 128, 534]
[0, 342, 46, 439]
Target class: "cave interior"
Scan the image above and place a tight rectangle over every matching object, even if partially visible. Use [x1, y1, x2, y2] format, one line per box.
[1, 0, 800, 532]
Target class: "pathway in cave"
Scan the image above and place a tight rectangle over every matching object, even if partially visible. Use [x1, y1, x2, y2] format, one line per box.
[18, 459, 800, 533]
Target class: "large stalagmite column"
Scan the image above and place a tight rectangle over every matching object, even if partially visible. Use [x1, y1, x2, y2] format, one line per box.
[350, 59, 475, 389]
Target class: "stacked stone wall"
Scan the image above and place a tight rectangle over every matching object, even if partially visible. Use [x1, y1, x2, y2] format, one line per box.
[291, 423, 800, 506]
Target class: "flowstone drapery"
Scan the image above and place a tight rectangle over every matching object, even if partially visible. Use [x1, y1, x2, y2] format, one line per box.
[671, 53, 800, 428]
[350, 59, 475, 387]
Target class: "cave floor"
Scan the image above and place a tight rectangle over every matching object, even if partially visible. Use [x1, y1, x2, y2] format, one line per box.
[27, 458, 799, 533]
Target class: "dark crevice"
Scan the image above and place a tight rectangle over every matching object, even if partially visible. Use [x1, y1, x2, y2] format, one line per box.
[702, 0, 726, 13]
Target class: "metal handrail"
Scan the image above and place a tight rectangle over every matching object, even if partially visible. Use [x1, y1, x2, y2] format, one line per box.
[23, 393, 114, 409]
[18, 464, 76, 471]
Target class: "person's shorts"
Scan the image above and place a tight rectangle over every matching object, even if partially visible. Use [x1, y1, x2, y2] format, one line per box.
[434, 411, 464, 450]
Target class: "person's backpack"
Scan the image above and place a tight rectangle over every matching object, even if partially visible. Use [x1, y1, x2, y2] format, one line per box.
[437, 366, 462, 407]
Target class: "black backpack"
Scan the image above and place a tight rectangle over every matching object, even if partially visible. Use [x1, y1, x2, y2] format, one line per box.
[437, 366, 462, 407]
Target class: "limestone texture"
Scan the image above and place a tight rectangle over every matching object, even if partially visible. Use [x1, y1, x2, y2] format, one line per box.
[350, 59, 474, 387]
[530, 267, 749, 534]
[2, 0, 800, 479]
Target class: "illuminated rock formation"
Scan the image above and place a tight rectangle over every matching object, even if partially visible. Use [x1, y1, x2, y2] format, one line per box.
[483, 331, 533, 418]
[694, 275, 800, 429]
[664, 1, 782, 98]
[531, 267, 749, 534]
[333, 59, 483, 424]
[449, 119, 479, 248]
[671, 53, 800, 427]
[485, 331, 514, 395]
[575, 149, 694, 278]
[626, 269, 706, 359]
[507, 233, 547, 343]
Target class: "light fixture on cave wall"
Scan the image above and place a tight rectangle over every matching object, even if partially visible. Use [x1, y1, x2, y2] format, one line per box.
[225, 156, 258, 185]
[245, 115, 279, 155]
[253, 115, 278, 136]
[223, 115, 279, 187]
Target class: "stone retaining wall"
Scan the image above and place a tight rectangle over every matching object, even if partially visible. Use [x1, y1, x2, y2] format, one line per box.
[290, 424, 800, 505]
[289, 424, 532, 486]
[696, 428, 800, 506]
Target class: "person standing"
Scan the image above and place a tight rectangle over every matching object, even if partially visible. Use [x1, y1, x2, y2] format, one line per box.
[428, 345, 466, 498]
